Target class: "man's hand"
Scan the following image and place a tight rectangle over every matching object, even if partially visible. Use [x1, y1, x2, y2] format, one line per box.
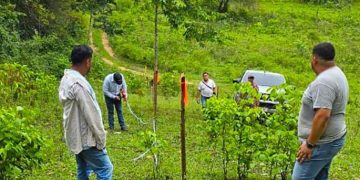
[297, 141, 313, 163]
[114, 96, 121, 101]
[196, 97, 200, 104]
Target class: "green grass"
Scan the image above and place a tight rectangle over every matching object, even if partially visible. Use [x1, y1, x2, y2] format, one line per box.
[26, 85, 360, 179]
[22, 1, 360, 179]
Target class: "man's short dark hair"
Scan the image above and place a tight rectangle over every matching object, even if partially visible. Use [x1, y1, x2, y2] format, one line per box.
[113, 73, 123, 84]
[312, 42, 335, 61]
[248, 75, 255, 79]
[203, 72, 209, 76]
[70, 45, 93, 65]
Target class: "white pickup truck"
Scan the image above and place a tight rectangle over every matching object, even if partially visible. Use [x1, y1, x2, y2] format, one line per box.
[233, 70, 286, 113]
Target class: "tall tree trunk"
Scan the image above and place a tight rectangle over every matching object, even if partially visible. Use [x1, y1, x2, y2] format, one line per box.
[218, 0, 230, 13]
[88, 9, 94, 44]
[153, 1, 159, 129]
[153, 1, 160, 178]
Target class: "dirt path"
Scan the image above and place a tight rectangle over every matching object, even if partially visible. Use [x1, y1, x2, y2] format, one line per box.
[88, 31, 97, 52]
[90, 30, 195, 84]
[100, 32, 152, 77]
[101, 32, 115, 58]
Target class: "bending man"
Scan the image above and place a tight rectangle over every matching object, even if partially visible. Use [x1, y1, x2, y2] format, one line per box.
[103, 72, 128, 131]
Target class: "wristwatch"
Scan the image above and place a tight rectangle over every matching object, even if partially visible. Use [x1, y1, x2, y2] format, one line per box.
[306, 140, 316, 149]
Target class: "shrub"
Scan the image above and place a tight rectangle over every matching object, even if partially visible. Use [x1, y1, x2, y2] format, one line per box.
[203, 83, 300, 179]
[159, 72, 180, 98]
[0, 107, 46, 179]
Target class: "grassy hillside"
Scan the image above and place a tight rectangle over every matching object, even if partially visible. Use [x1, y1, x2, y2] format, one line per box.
[101, 0, 360, 178]
[106, 1, 360, 86]
[1, 0, 360, 179]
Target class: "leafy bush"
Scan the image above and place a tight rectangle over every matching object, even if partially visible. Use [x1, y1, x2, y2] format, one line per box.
[0, 63, 58, 107]
[203, 83, 300, 179]
[123, 72, 149, 95]
[159, 72, 180, 98]
[0, 107, 46, 179]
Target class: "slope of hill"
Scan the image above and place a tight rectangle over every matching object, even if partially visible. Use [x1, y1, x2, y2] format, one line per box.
[1, 0, 360, 179]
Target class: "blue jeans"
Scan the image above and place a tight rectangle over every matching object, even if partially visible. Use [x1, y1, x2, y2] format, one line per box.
[201, 96, 211, 107]
[292, 135, 345, 180]
[76, 147, 113, 180]
[105, 96, 126, 129]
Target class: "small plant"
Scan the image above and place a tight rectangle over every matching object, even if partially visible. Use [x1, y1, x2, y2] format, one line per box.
[137, 130, 166, 179]
[0, 107, 46, 179]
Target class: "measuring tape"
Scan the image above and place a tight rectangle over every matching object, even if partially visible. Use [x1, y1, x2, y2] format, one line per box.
[125, 101, 147, 125]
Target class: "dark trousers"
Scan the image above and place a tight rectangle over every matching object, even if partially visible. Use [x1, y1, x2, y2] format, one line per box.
[105, 96, 126, 129]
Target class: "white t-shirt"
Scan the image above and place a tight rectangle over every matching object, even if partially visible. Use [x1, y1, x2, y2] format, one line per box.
[198, 79, 216, 97]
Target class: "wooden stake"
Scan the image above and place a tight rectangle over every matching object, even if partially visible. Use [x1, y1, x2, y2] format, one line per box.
[180, 75, 187, 180]
[152, 2, 160, 178]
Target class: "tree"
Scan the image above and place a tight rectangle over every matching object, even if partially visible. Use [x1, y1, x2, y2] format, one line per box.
[218, 0, 230, 13]
[201, 0, 257, 13]
[0, 3, 21, 60]
[72, 0, 114, 43]
[1, 0, 77, 39]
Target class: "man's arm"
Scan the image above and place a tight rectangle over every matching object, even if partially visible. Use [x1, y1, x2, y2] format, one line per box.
[75, 84, 106, 150]
[103, 77, 115, 99]
[196, 83, 201, 102]
[309, 83, 335, 144]
[213, 87, 217, 95]
[212, 81, 217, 95]
[297, 83, 335, 162]
[121, 74, 128, 99]
[307, 108, 331, 144]
[196, 90, 201, 99]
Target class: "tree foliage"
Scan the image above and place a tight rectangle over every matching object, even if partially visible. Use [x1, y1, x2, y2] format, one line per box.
[0, 1, 88, 77]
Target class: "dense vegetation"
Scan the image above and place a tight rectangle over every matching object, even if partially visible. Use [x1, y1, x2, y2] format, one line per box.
[1, 0, 360, 179]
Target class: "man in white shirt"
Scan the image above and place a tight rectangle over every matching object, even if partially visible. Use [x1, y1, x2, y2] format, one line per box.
[59, 45, 113, 179]
[103, 72, 128, 131]
[196, 72, 217, 107]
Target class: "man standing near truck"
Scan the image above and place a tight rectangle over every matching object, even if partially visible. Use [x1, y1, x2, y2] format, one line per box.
[248, 75, 259, 92]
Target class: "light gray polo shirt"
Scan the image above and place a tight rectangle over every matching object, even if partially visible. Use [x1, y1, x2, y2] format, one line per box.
[298, 66, 349, 144]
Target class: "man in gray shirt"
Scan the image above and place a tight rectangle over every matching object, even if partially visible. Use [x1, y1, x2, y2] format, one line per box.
[292, 42, 349, 179]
